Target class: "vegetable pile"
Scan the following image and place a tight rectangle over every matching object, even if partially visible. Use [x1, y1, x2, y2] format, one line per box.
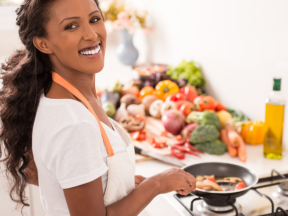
[96, 60, 265, 162]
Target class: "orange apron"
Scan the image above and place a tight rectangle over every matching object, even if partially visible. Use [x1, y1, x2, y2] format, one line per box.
[52, 72, 135, 207]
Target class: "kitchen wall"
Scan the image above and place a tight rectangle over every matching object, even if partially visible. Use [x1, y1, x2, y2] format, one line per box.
[127, 0, 288, 149]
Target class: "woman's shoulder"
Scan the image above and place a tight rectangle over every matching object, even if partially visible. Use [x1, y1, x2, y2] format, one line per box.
[34, 94, 97, 129]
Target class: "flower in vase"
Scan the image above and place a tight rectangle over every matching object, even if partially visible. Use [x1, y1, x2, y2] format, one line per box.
[117, 11, 129, 21]
[113, 19, 124, 30]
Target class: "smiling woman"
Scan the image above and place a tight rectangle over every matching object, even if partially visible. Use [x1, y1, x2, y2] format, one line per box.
[0, 0, 196, 216]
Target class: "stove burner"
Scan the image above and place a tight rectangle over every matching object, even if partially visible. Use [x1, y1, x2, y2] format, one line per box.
[196, 201, 242, 216]
[203, 198, 236, 212]
[278, 181, 288, 196]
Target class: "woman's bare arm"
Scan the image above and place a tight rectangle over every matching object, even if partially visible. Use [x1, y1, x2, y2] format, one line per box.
[63, 168, 196, 216]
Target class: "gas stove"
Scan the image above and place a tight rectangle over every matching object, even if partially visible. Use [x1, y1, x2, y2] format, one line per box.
[163, 169, 288, 216]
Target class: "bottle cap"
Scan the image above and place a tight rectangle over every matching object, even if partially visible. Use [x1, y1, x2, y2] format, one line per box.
[273, 78, 281, 91]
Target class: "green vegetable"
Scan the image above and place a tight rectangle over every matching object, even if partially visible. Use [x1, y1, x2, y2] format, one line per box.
[107, 80, 122, 93]
[102, 101, 116, 117]
[190, 125, 219, 144]
[226, 108, 249, 122]
[186, 111, 221, 131]
[195, 140, 227, 155]
[166, 60, 205, 87]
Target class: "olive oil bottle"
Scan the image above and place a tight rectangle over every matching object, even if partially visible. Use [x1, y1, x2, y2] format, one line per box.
[264, 78, 285, 159]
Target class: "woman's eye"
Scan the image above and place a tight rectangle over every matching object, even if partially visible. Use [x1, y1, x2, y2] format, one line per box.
[90, 17, 100, 23]
[65, 24, 77, 30]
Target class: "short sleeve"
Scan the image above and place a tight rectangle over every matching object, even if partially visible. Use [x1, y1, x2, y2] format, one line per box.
[47, 122, 108, 189]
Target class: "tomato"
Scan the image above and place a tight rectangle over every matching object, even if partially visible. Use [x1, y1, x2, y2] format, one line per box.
[194, 96, 216, 111]
[215, 102, 227, 111]
[175, 100, 189, 110]
[180, 102, 197, 116]
[235, 182, 246, 190]
[147, 136, 155, 144]
[131, 131, 140, 140]
[139, 86, 155, 99]
[165, 93, 187, 102]
[206, 177, 216, 182]
[139, 133, 146, 141]
[180, 85, 199, 102]
[175, 135, 182, 141]
[160, 130, 169, 137]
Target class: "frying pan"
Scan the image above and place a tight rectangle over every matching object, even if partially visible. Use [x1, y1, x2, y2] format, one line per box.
[183, 162, 258, 201]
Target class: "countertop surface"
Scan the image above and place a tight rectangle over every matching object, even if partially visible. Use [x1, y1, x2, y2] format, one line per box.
[136, 145, 288, 216]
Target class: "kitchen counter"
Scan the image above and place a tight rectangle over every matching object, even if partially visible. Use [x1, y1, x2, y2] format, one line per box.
[137, 145, 288, 216]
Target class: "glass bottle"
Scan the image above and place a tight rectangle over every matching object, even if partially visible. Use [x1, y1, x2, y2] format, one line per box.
[263, 78, 286, 159]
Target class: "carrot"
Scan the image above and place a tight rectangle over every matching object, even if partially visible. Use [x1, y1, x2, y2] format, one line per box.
[220, 129, 237, 157]
[227, 129, 241, 147]
[237, 136, 247, 162]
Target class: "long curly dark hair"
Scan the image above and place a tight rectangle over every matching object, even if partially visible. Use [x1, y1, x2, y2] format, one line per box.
[0, 0, 102, 213]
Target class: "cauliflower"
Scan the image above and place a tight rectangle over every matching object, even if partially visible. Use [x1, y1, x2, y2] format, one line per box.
[195, 140, 227, 155]
[186, 111, 221, 131]
[190, 125, 220, 144]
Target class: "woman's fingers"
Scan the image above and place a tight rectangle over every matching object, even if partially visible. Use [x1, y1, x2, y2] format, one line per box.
[185, 173, 196, 191]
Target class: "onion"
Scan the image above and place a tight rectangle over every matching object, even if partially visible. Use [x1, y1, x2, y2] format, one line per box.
[161, 110, 186, 135]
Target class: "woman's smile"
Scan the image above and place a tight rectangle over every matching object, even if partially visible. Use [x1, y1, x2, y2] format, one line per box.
[79, 42, 102, 59]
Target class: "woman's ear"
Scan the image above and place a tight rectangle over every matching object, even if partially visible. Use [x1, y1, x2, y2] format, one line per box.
[33, 37, 53, 54]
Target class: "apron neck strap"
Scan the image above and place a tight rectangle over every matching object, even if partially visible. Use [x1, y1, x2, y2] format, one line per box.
[52, 72, 114, 157]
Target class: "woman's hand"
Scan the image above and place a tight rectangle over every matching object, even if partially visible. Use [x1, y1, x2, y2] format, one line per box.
[150, 167, 196, 196]
[135, 175, 146, 187]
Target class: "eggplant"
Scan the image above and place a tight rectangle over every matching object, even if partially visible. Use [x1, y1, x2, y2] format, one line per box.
[101, 92, 120, 108]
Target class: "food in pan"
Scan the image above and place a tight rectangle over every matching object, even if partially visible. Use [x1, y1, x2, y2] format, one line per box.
[196, 175, 247, 191]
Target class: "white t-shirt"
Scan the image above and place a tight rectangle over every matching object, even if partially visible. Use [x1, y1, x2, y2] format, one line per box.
[32, 94, 128, 216]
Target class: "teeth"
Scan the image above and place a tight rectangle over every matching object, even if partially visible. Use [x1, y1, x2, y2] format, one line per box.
[80, 45, 101, 55]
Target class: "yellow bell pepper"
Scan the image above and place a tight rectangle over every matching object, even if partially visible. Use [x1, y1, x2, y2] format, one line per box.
[155, 80, 179, 101]
[241, 121, 265, 145]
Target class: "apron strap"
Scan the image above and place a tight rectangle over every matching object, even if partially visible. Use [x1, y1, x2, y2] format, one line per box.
[52, 72, 114, 157]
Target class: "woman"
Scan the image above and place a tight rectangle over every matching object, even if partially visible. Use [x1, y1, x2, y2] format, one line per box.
[0, 0, 196, 215]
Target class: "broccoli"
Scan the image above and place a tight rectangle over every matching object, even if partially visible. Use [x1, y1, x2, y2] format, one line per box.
[186, 111, 221, 131]
[190, 125, 219, 144]
[195, 140, 227, 155]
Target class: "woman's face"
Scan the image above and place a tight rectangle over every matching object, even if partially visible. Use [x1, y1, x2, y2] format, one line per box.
[44, 0, 106, 74]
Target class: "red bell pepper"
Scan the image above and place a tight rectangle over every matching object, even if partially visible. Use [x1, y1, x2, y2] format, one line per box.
[174, 135, 182, 141]
[172, 145, 200, 157]
[180, 85, 199, 102]
[165, 93, 187, 102]
[184, 142, 204, 154]
[235, 182, 246, 190]
[131, 131, 146, 141]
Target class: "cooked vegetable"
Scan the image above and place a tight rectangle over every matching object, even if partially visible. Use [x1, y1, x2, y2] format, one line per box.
[194, 96, 216, 111]
[142, 95, 158, 115]
[115, 103, 129, 122]
[235, 182, 246, 190]
[190, 125, 220, 144]
[220, 129, 237, 157]
[127, 104, 145, 117]
[196, 175, 246, 191]
[149, 99, 164, 118]
[180, 85, 199, 102]
[166, 60, 205, 87]
[187, 111, 221, 131]
[196, 180, 223, 191]
[237, 135, 247, 162]
[160, 101, 176, 116]
[217, 110, 232, 128]
[227, 129, 241, 147]
[195, 140, 227, 155]
[102, 101, 116, 117]
[155, 80, 179, 101]
[120, 94, 140, 108]
[241, 121, 265, 145]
